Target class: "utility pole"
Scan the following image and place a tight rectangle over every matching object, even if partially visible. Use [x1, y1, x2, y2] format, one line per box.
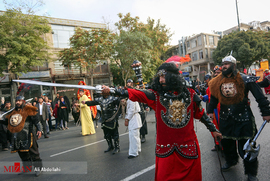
[235, 0, 240, 31]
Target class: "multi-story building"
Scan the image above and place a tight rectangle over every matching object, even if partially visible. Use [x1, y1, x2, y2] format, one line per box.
[175, 20, 269, 82]
[0, 14, 113, 103]
[179, 33, 221, 81]
[223, 21, 270, 35]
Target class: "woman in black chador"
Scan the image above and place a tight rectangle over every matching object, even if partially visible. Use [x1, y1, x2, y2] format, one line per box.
[58, 96, 69, 130]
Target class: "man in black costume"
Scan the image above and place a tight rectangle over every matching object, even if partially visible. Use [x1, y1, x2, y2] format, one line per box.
[1, 96, 43, 177]
[208, 55, 270, 181]
[81, 89, 122, 155]
[137, 85, 149, 143]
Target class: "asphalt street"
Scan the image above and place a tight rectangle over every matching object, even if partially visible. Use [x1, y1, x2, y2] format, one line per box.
[1, 91, 270, 181]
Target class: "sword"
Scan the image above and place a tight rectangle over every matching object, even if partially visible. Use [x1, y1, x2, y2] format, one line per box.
[12, 80, 115, 92]
[0, 98, 33, 118]
[243, 120, 267, 161]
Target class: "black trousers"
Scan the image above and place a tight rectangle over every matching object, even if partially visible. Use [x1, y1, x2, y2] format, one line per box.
[140, 113, 148, 137]
[0, 124, 8, 148]
[103, 127, 119, 141]
[72, 112, 80, 124]
[18, 134, 42, 168]
[221, 138, 258, 175]
[39, 115, 47, 137]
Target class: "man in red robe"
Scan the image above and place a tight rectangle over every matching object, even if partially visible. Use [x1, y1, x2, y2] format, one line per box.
[103, 62, 221, 181]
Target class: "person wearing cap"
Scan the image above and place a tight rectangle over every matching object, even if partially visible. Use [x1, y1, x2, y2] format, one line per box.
[78, 89, 96, 136]
[213, 65, 222, 77]
[81, 86, 122, 155]
[0, 96, 43, 176]
[126, 79, 133, 88]
[208, 55, 270, 181]
[102, 60, 221, 180]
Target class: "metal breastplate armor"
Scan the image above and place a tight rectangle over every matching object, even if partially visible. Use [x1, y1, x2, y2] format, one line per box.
[12, 118, 33, 151]
[160, 91, 191, 128]
[96, 96, 119, 122]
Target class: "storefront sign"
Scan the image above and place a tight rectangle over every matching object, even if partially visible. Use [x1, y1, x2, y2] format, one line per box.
[57, 89, 75, 93]
[19, 71, 50, 79]
[0, 74, 9, 83]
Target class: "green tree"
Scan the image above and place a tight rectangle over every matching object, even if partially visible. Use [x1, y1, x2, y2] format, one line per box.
[213, 30, 270, 69]
[59, 27, 115, 85]
[112, 13, 172, 84]
[111, 30, 152, 86]
[0, 5, 51, 76]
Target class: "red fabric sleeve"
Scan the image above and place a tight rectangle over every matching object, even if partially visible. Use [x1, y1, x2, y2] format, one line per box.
[206, 87, 211, 103]
[128, 88, 156, 111]
[193, 100, 205, 120]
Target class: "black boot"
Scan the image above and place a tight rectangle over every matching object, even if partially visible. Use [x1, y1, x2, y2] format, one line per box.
[104, 139, 114, 153]
[244, 159, 258, 181]
[221, 160, 238, 172]
[33, 160, 43, 177]
[18, 161, 32, 175]
[112, 140, 120, 155]
[141, 135, 146, 143]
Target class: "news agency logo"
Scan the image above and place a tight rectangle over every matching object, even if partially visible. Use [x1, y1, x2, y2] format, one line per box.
[4, 162, 32, 173]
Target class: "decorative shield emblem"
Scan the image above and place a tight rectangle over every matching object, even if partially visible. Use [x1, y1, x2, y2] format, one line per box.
[221, 82, 237, 98]
[160, 92, 191, 129]
[10, 114, 23, 126]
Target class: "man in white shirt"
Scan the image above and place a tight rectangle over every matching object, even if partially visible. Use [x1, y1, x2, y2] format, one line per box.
[125, 79, 142, 159]
[36, 97, 49, 138]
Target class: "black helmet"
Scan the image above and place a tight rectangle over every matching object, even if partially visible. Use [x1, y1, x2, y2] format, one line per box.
[127, 79, 133, 83]
[16, 96, 25, 101]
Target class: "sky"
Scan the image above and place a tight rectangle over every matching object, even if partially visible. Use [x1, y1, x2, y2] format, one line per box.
[0, 0, 269, 45]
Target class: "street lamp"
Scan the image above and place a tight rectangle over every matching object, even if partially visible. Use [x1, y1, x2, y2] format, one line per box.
[131, 60, 143, 87]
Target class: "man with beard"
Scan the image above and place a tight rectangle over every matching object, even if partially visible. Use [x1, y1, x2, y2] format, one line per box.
[102, 61, 221, 180]
[208, 55, 270, 181]
[0, 96, 43, 176]
[81, 88, 122, 155]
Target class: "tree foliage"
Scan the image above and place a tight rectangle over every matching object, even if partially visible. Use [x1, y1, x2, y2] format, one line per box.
[59, 28, 115, 70]
[112, 30, 153, 86]
[111, 13, 172, 85]
[213, 30, 270, 68]
[0, 6, 51, 76]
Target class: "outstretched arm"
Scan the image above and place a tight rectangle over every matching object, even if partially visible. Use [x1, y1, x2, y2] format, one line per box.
[193, 94, 222, 141]
[102, 85, 156, 110]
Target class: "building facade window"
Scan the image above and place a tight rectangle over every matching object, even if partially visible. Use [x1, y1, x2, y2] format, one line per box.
[191, 38, 197, 48]
[209, 36, 214, 45]
[51, 25, 75, 48]
[205, 49, 209, 58]
[192, 51, 198, 61]
[187, 41, 190, 49]
[199, 49, 203, 59]
[204, 35, 207, 45]
[210, 49, 215, 58]
[197, 35, 202, 46]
